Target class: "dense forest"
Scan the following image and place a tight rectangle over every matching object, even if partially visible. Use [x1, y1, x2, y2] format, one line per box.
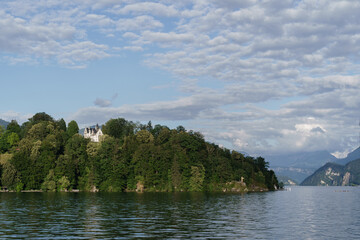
[0, 112, 279, 192]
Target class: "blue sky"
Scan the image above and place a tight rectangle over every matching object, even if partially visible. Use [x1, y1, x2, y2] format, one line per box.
[1, 0, 360, 157]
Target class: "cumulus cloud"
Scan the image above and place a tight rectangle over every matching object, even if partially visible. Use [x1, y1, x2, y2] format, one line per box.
[111, 2, 179, 17]
[2, 0, 360, 156]
[116, 16, 163, 32]
[0, 2, 110, 67]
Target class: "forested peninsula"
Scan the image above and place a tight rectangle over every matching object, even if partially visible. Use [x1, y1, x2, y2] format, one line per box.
[0, 112, 279, 192]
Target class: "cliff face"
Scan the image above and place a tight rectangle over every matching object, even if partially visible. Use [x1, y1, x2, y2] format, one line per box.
[301, 159, 360, 186]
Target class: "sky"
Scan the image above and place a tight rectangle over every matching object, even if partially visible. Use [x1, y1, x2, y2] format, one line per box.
[1, 0, 360, 158]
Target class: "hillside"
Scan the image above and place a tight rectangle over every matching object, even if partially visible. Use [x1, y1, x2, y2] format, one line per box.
[301, 158, 360, 186]
[0, 119, 9, 129]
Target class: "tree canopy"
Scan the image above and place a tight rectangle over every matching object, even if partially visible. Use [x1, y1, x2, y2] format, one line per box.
[67, 120, 79, 138]
[0, 113, 279, 192]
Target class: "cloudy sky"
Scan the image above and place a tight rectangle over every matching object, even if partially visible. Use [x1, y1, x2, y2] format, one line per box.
[1, 0, 359, 157]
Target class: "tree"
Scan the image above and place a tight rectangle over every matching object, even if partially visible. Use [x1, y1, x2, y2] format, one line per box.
[7, 132, 20, 148]
[176, 125, 186, 132]
[27, 123, 48, 140]
[146, 121, 153, 132]
[29, 112, 54, 124]
[0, 133, 10, 153]
[57, 118, 67, 132]
[0, 114, 280, 192]
[171, 156, 182, 190]
[0, 125, 4, 136]
[189, 165, 205, 191]
[6, 120, 21, 135]
[102, 118, 134, 140]
[63, 134, 88, 187]
[155, 127, 171, 145]
[41, 169, 57, 192]
[1, 162, 17, 188]
[135, 130, 154, 144]
[58, 176, 70, 191]
[255, 157, 269, 172]
[67, 120, 79, 138]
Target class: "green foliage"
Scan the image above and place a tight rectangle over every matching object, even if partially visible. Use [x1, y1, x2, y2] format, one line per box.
[189, 165, 205, 191]
[7, 132, 20, 148]
[102, 118, 134, 140]
[27, 123, 48, 140]
[15, 182, 24, 192]
[57, 118, 67, 132]
[1, 162, 17, 188]
[170, 156, 182, 190]
[58, 176, 70, 191]
[41, 170, 57, 192]
[6, 120, 21, 135]
[67, 120, 79, 138]
[135, 130, 154, 144]
[29, 112, 54, 124]
[0, 113, 279, 192]
[0, 125, 4, 136]
[0, 132, 10, 153]
[176, 125, 186, 132]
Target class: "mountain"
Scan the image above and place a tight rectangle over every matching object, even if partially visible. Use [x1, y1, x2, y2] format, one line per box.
[0, 119, 10, 130]
[266, 150, 337, 168]
[0, 119, 9, 129]
[301, 158, 360, 186]
[276, 175, 298, 186]
[336, 147, 360, 165]
[266, 150, 337, 183]
[270, 167, 314, 184]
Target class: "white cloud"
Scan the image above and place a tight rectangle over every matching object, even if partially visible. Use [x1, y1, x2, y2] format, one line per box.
[0, 111, 32, 123]
[116, 15, 163, 32]
[141, 31, 196, 46]
[123, 46, 143, 51]
[0, 3, 111, 67]
[111, 2, 179, 17]
[57, 41, 110, 66]
[2, 0, 360, 156]
[83, 14, 114, 27]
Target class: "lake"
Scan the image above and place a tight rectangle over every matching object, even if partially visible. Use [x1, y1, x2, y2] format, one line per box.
[0, 186, 359, 239]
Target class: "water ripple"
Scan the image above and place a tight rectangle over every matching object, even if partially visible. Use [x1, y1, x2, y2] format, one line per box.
[0, 187, 359, 239]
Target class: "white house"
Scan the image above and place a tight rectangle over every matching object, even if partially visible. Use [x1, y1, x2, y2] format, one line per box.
[84, 124, 103, 142]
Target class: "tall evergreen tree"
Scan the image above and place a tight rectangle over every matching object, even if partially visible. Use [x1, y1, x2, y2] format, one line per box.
[67, 120, 79, 138]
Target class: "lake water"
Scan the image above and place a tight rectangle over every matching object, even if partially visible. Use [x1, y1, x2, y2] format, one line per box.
[0, 186, 359, 239]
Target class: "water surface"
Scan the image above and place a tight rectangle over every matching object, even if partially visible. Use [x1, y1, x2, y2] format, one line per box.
[0, 186, 359, 239]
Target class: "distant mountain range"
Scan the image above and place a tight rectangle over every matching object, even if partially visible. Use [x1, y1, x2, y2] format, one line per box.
[276, 175, 298, 186]
[265, 150, 338, 183]
[0, 119, 10, 129]
[266, 147, 360, 184]
[301, 157, 360, 186]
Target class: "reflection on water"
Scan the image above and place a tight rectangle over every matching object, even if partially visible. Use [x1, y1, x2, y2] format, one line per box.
[0, 187, 359, 239]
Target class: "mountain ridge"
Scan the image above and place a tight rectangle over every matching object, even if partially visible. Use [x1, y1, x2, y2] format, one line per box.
[301, 158, 360, 186]
[0, 119, 9, 129]
[267, 147, 360, 184]
[266, 150, 337, 183]
[335, 147, 360, 165]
